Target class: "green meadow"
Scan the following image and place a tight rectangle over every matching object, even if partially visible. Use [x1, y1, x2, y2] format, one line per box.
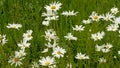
[0, 0, 120, 68]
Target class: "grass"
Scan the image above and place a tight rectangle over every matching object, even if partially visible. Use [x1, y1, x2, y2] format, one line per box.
[0, 0, 120, 68]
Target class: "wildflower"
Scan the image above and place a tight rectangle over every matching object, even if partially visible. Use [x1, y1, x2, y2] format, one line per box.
[52, 46, 66, 58]
[82, 19, 92, 24]
[44, 29, 58, 42]
[91, 31, 105, 41]
[75, 52, 89, 60]
[15, 50, 26, 57]
[118, 51, 120, 54]
[31, 62, 39, 68]
[114, 17, 120, 24]
[64, 33, 77, 41]
[39, 56, 55, 66]
[23, 30, 33, 41]
[106, 24, 119, 31]
[89, 11, 102, 22]
[42, 10, 56, 17]
[110, 7, 119, 14]
[98, 57, 106, 63]
[42, 48, 49, 53]
[0, 34, 7, 45]
[6, 23, 22, 30]
[66, 63, 72, 68]
[101, 12, 115, 21]
[72, 25, 85, 31]
[18, 40, 31, 50]
[45, 41, 58, 48]
[61, 10, 78, 16]
[45, 1, 62, 11]
[8, 56, 24, 67]
[45, 16, 59, 21]
[95, 44, 103, 51]
[42, 20, 50, 26]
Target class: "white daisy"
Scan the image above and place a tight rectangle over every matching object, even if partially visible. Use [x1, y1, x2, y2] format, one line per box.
[98, 57, 106, 63]
[18, 40, 31, 50]
[101, 12, 115, 21]
[72, 25, 85, 31]
[39, 56, 55, 66]
[45, 41, 58, 48]
[15, 50, 26, 57]
[64, 33, 77, 41]
[95, 44, 103, 51]
[52, 46, 66, 58]
[0, 34, 7, 45]
[42, 10, 56, 17]
[42, 48, 48, 53]
[82, 19, 92, 24]
[114, 17, 120, 24]
[91, 31, 105, 41]
[8, 56, 24, 67]
[6, 23, 22, 30]
[89, 11, 102, 22]
[106, 24, 119, 31]
[111, 7, 119, 14]
[42, 20, 50, 26]
[75, 52, 89, 60]
[45, 1, 62, 11]
[31, 61, 39, 68]
[101, 43, 112, 53]
[45, 16, 59, 21]
[23, 30, 33, 41]
[61, 10, 78, 16]
[118, 51, 120, 54]
[44, 29, 58, 42]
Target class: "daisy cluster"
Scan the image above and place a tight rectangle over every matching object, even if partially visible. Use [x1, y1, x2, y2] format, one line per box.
[8, 29, 33, 67]
[1, 1, 120, 68]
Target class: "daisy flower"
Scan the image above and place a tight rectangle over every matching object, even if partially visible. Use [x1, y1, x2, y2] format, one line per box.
[42, 10, 56, 17]
[82, 19, 92, 24]
[42, 20, 50, 26]
[101, 43, 112, 53]
[8, 56, 24, 67]
[75, 52, 89, 60]
[64, 33, 77, 41]
[91, 31, 105, 41]
[31, 61, 39, 68]
[101, 12, 115, 21]
[110, 7, 119, 14]
[45, 41, 58, 48]
[72, 25, 85, 31]
[95, 44, 103, 51]
[45, 16, 59, 21]
[61, 10, 78, 16]
[89, 11, 102, 22]
[0, 34, 7, 45]
[15, 50, 26, 57]
[114, 17, 120, 24]
[106, 24, 119, 31]
[41, 48, 48, 53]
[6, 23, 22, 30]
[98, 57, 106, 63]
[18, 40, 31, 50]
[23, 30, 33, 41]
[44, 29, 58, 42]
[118, 51, 120, 54]
[39, 56, 55, 66]
[45, 1, 62, 11]
[52, 46, 66, 58]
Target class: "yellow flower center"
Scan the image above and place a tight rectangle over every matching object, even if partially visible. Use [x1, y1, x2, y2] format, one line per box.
[57, 51, 62, 55]
[79, 56, 84, 59]
[51, 5, 56, 10]
[45, 61, 50, 66]
[27, 34, 31, 38]
[14, 57, 19, 62]
[93, 16, 98, 19]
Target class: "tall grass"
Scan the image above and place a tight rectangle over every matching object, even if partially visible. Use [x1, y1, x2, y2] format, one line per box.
[0, 0, 120, 68]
